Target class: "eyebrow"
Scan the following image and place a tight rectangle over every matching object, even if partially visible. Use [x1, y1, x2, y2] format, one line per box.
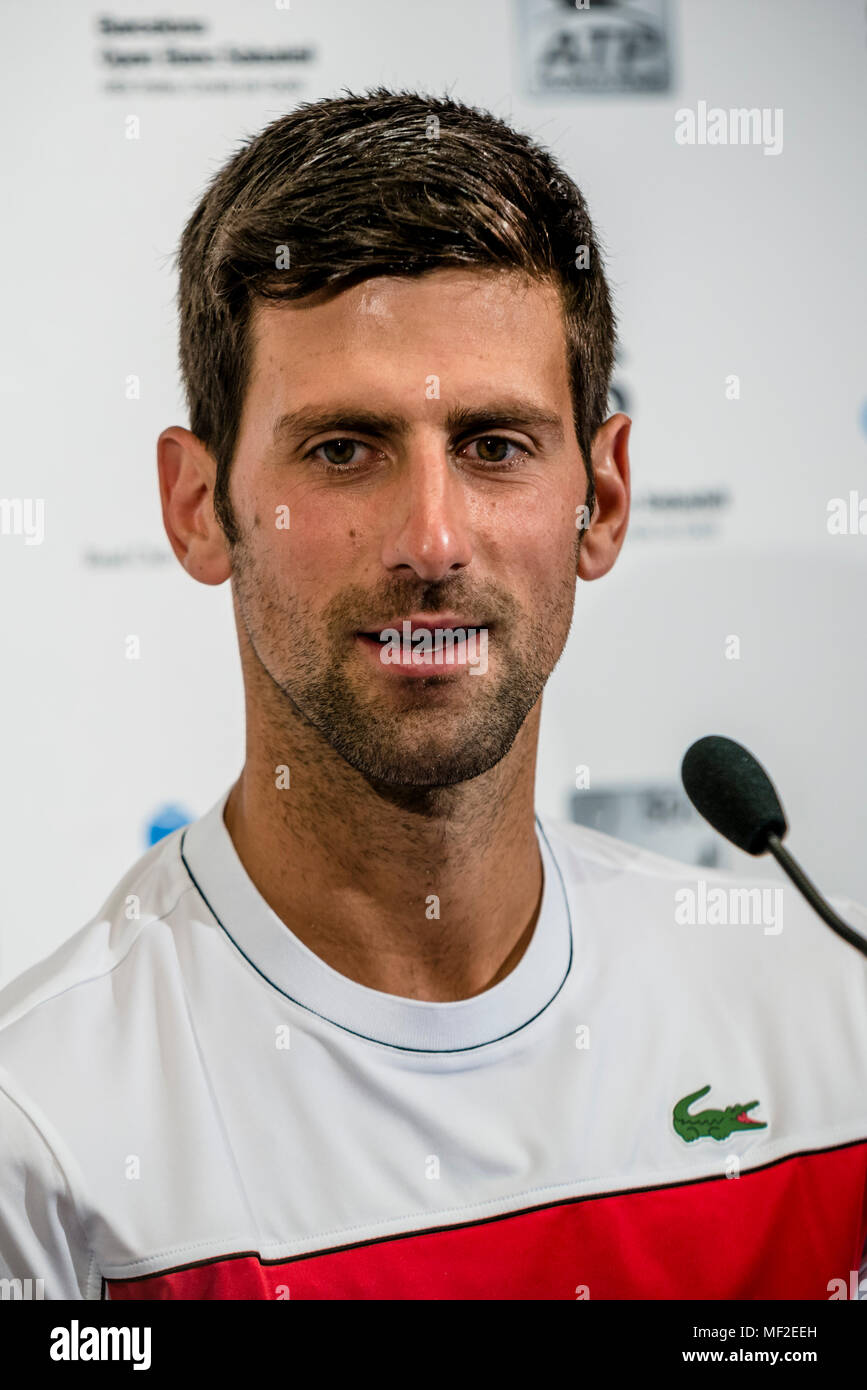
[270, 399, 565, 449]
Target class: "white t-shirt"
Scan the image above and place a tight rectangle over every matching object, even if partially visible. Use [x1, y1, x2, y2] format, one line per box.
[1, 786, 866, 1301]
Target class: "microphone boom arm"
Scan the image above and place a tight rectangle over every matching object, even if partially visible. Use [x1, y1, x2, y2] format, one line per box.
[766, 832, 867, 961]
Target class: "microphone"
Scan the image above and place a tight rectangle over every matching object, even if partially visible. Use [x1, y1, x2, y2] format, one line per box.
[681, 735, 867, 961]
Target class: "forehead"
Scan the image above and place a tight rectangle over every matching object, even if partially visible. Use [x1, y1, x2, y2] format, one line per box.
[248, 268, 570, 391]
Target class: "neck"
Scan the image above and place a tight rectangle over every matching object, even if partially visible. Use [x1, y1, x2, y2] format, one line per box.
[223, 701, 544, 1003]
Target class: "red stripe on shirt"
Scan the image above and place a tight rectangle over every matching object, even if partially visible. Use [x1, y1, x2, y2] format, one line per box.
[107, 1140, 867, 1300]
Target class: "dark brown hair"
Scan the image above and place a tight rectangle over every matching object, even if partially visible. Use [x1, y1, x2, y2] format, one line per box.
[175, 87, 618, 545]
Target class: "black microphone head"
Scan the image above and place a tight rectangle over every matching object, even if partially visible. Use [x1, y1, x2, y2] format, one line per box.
[681, 735, 788, 855]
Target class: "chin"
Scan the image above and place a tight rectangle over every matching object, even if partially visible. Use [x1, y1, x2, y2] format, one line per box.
[344, 738, 516, 790]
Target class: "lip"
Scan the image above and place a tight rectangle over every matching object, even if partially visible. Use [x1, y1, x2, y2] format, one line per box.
[354, 615, 489, 679]
[356, 614, 487, 636]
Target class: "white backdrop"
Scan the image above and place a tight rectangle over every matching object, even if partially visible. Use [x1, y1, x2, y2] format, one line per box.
[1, 0, 865, 985]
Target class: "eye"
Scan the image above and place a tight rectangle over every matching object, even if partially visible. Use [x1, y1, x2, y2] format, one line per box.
[306, 438, 375, 471]
[460, 435, 531, 469]
[304, 434, 533, 473]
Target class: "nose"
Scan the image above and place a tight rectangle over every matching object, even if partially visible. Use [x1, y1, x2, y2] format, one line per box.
[380, 442, 473, 582]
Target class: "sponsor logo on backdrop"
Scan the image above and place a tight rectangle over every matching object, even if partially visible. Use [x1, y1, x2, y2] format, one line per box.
[608, 342, 632, 416]
[82, 545, 172, 567]
[96, 12, 315, 97]
[607, 348, 731, 543]
[570, 783, 727, 868]
[146, 804, 193, 847]
[629, 489, 732, 542]
[518, 0, 673, 96]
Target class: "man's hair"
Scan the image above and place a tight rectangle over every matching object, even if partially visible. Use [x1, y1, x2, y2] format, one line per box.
[175, 87, 618, 546]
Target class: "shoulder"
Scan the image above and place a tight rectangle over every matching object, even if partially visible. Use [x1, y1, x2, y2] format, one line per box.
[537, 812, 711, 881]
[537, 810, 867, 958]
[539, 812, 867, 1138]
[0, 824, 197, 1049]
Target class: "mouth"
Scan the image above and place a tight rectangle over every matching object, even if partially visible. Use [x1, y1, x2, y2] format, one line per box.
[354, 615, 490, 679]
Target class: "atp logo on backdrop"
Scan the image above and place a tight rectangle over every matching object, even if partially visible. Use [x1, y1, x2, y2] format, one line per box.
[518, 0, 672, 95]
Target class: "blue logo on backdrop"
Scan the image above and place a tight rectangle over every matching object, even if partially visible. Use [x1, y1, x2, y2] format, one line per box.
[146, 804, 193, 846]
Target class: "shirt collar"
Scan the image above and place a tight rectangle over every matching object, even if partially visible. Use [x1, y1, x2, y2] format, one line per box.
[180, 786, 573, 1053]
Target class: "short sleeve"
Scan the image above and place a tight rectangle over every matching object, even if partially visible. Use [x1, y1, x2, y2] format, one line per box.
[0, 1077, 94, 1299]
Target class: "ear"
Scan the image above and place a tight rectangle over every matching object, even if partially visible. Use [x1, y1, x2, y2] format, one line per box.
[577, 413, 631, 581]
[157, 426, 232, 585]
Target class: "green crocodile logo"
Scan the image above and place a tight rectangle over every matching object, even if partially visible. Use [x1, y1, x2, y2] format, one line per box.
[673, 1084, 767, 1142]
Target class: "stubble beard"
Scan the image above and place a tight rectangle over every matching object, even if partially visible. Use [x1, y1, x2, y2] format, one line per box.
[230, 531, 579, 790]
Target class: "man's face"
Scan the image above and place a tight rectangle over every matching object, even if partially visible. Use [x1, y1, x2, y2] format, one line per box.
[227, 267, 586, 788]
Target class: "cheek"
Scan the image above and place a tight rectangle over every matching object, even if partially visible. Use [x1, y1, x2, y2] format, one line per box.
[254, 487, 360, 587]
[477, 490, 576, 584]
[523, 528, 578, 598]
